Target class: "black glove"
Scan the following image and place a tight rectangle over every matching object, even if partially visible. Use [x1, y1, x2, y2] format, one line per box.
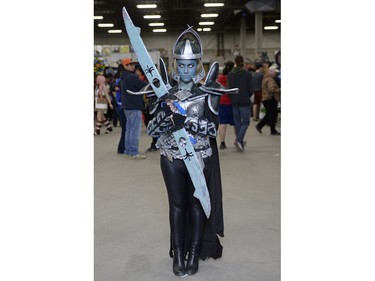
[172, 113, 186, 126]
[161, 104, 173, 116]
[170, 113, 186, 131]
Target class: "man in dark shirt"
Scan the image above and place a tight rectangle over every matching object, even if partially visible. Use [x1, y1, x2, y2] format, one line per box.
[227, 55, 253, 152]
[120, 58, 148, 159]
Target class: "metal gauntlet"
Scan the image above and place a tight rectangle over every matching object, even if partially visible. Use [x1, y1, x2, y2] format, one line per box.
[185, 117, 217, 138]
[147, 110, 172, 137]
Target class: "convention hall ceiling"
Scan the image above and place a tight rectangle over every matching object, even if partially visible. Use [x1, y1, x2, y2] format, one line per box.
[94, 0, 281, 35]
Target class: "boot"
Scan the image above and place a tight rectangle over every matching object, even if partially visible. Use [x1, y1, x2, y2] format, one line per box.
[186, 203, 204, 276]
[104, 120, 113, 134]
[94, 123, 102, 136]
[186, 243, 200, 276]
[170, 206, 186, 276]
[172, 247, 186, 277]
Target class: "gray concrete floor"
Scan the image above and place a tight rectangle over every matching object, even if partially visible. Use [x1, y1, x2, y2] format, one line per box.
[94, 119, 280, 281]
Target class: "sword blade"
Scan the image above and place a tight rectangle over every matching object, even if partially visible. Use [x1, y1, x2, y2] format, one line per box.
[172, 129, 211, 218]
[122, 7, 168, 100]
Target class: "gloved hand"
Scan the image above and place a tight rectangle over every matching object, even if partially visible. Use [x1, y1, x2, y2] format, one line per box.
[161, 104, 173, 116]
[172, 113, 186, 126]
[170, 113, 186, 131]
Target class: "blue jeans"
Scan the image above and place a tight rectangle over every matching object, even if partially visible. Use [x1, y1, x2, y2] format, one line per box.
[124, 109, 143, 156]
[232, 106, 251, 145]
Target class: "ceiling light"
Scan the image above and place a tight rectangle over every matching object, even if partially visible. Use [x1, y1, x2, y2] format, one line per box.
[137, 4, 157, 8]
[201, 13, 218, 17]
[197, 28, 202, 31]
[275, 19, 281, 23]
[264, 26, 279, 30]
[94, 16, 103, 20]
[149, 23, 164, 26]
[199, 21, 214, 26]
[153, 29, 167, 32]
[204, 3, 224, 7]
[144, 15, 161, 19]
[98, 23, 114, 27]
[203, 28, 211, 31]
[108, 30, 122, 33]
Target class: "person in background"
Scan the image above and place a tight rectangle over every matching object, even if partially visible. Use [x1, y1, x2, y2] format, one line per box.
[273, 51, 281, 118]
[135, 64, 148, 126]
[227, 55, 253, 152]
[135, 65, 147, 82]
[120, 58, 148, 159]
[104, 69, 117, 125]
[274, 50, 281, 88]
[114, 64, 127, 154]
[255, 65, 281, 135]
[251, 63, 264, 122]
[217, 61, 235, 149]
[94, 75, 113, 135]
[144, 94, 158, 152]
[135, 65, 158, 152]
[244, 58, 255, 72]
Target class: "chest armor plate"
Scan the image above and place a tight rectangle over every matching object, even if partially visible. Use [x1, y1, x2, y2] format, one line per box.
[157, 94, 212, 160]
[173, 94, 205, 119]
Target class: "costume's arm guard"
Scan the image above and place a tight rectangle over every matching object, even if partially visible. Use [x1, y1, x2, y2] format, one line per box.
[208, 94, 220, 115]
[185, 117, 217, 138]
[200, 62, 239, 113]
[147, 108, 172, 137]
[201, 61, 237, 115]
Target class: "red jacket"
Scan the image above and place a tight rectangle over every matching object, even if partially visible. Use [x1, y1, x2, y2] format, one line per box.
[217, 74, 232, 105]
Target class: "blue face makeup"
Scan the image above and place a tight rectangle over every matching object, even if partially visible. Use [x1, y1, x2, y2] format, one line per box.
[176, 59, 197, 83]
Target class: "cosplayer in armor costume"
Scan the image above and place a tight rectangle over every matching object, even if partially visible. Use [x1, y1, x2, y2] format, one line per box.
[146, 27, 237, 277]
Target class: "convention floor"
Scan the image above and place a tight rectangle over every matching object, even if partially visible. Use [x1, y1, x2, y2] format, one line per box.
[94, 120, 281, 281]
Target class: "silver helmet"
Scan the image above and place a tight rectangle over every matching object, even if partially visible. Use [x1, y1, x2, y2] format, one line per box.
[172, 26, 205, 84]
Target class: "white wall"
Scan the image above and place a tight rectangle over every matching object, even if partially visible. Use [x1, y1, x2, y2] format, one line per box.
[94, 30, 280, 68]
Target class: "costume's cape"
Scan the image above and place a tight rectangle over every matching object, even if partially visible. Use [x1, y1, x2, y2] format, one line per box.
[199, 136, 224, 259]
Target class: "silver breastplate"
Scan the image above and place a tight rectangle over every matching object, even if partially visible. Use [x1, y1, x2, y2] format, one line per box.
[179, 95, 205, 119]
[157, 93, 212, 161]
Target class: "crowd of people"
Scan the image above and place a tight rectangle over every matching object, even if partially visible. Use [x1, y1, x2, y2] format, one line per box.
[93, 51, 281, 154]
[93, 58, 160, 159]
[216, 53, 282, 152]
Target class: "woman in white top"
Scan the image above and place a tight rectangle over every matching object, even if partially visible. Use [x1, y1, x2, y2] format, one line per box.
[94, 74, 113, 135]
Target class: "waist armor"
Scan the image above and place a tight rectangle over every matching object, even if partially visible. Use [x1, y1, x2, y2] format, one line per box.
[157, 132, 212, 161]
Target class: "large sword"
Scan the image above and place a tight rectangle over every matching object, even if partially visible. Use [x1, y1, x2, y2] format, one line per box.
[122, 7, 211, 218]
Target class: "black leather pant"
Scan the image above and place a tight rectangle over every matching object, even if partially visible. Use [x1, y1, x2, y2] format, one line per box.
[160, 155, 211, 250]
[258, 98, 279, 133]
